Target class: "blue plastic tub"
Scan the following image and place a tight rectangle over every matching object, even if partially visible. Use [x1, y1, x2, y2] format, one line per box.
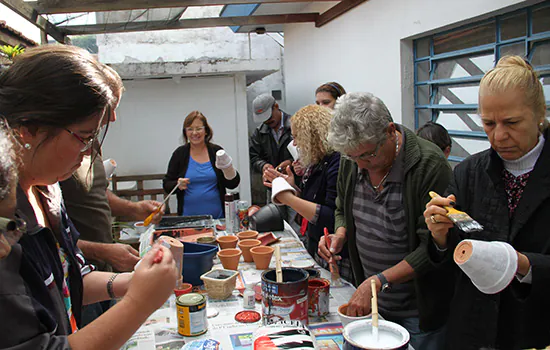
[182, 241, 218, 286]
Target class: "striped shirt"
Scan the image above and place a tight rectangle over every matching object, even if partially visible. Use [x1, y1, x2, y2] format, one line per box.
[352, 136, 418, 319]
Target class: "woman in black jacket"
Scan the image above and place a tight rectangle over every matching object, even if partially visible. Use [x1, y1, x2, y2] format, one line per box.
[264, 105, 352, 282]
[424, 55, 550, 349]
[163, 111, 240, 217]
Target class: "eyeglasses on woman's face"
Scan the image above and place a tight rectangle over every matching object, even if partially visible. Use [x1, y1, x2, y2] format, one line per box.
[185, 126, 206, 133]
[64, 124, 107, 153]
[0, 216, 26, 246]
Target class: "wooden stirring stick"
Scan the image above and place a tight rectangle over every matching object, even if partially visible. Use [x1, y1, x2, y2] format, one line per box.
[371, 279, 379, 342]
[275, 245, 283, 283]
[143, 183, 179, 226]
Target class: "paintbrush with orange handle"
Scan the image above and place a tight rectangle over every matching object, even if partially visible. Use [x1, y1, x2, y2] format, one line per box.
[143, 183, 179, 226]
[324, 228, 343, 287]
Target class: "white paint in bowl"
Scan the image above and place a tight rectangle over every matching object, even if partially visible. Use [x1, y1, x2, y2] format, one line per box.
[343, 319, 409, 350]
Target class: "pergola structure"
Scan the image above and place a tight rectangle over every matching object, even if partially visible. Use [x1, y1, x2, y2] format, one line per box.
[0, 0, 367, 43]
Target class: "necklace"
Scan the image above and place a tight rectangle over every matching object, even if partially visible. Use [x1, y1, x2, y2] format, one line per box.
[368, 132, 400, 191]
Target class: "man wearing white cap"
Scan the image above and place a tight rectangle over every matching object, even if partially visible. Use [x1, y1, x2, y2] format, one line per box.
[249, 93, 294, 183]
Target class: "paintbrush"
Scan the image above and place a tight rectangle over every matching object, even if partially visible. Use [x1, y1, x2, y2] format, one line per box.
[143, 183, 179, 226]
[324, 228, 343, 287]
[275, 245, 283, 283]
[371, 279, 379, 342]
[429, 191, 483, 233]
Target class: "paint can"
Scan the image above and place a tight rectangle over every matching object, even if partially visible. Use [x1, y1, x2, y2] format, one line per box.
[237, 200, 249, 231]
[261, 267, 309, 326]
[176, 293, 207, 337]
[304, 267, 321, 280]
[308, 278, 330, 316]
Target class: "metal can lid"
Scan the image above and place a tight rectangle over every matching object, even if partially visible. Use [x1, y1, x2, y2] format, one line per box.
[177, 292, 206, 306]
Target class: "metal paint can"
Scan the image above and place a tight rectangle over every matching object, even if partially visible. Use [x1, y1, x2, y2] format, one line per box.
[261, 268, 309, 326]
[237, 200, 249, 231]
[308, 278, 330, 316]
[176, 293, 207, 336]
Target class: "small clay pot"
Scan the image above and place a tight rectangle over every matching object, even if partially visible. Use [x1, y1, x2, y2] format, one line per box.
[217, 235, 238, 249]
[217, 248, 242, 270]
[237, 230, 259, 241]
[196, 236, 217, 246]
[174, 282, 193, 297]
[238, 239, 261, 262]
[250, 246, 274, 270]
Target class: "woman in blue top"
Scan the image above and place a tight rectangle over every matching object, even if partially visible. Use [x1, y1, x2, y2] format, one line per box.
[163, 111, 240, 217]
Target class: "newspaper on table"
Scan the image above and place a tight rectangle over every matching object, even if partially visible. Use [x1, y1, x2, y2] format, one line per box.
[125, 221, 356, 350]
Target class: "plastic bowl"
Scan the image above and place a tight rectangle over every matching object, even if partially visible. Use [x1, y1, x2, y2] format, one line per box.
[181, 242, 218, 286]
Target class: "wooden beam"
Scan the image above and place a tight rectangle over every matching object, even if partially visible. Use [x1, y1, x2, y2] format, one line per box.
[0, 0, 66, 42]
[59, 13, 319, 35]
[33, 0, 335, 14]
[315, 0, 366, 27]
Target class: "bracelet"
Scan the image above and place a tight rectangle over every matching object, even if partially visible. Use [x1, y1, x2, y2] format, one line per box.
[107, 273, 119, 299]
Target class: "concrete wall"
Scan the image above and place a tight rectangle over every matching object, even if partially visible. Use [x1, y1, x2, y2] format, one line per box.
[101, 74, 251, 207]
[283, 0, 528, 124]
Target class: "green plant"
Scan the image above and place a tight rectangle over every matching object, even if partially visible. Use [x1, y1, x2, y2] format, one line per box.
[0, 45, 25, 60]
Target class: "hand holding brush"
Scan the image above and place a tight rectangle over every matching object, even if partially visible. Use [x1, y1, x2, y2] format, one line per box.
[324, 228, 343, 287]
[425, 191, 483, 248]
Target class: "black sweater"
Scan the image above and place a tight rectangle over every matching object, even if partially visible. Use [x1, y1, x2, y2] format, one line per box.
[163, 143, 240, 216]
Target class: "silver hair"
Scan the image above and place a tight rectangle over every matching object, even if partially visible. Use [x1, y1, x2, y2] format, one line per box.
[328, 92, 393, 153]
[0, 124, 18, 201]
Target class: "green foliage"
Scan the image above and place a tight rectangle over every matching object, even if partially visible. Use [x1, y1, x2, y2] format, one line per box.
[0, 44, 25, 60]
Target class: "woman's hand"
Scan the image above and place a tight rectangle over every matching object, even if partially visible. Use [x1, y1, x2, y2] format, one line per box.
[276, 160, 292, 173]
[263, 167, 296, 189]
[263, 167, 285, 188]
[124, 245, 178, 313]
[424, 194, 456, 248]
[177, 178, 190, 190]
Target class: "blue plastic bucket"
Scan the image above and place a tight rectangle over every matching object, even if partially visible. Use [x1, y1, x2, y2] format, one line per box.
[182, 242, 218, 286]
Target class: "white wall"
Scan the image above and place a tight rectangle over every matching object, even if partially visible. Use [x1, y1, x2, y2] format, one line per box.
[283, 0, 527, 123]
[101, 74, 251, 205]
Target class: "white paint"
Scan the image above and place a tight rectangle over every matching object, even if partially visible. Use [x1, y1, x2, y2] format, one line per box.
[283, 0, 528, 123]
[350, 329, 402, 348]
[101, 75, 251, 204]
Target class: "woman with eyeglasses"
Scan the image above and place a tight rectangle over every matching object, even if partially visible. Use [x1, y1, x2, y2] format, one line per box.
[163, 111, 240, 218]
[0, 45, 178, 350]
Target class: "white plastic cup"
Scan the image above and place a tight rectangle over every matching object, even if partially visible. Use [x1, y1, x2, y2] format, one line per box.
[103, 158, 117, 178]
[454, 239, 518, 295]
[216, 150, 237, 180]
[287, 142, 299, 160]
[271, 177, 297, 205]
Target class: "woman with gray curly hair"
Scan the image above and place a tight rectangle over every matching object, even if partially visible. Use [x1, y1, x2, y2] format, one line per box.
[319, 92, 452, 350]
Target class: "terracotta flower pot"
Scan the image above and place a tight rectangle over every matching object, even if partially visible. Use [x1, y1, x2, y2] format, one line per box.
[237, 230, 259, 241]
[217, 248, 242, 270]
[217, 235, 238, 249]
[238, 239, 261, 262]
[250, 246, 274, 270]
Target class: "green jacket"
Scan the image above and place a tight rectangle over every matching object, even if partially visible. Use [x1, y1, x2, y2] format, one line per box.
[335, 125, 454, 331]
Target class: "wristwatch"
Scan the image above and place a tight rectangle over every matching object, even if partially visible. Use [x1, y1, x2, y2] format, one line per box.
[376, 273, 391, 293]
